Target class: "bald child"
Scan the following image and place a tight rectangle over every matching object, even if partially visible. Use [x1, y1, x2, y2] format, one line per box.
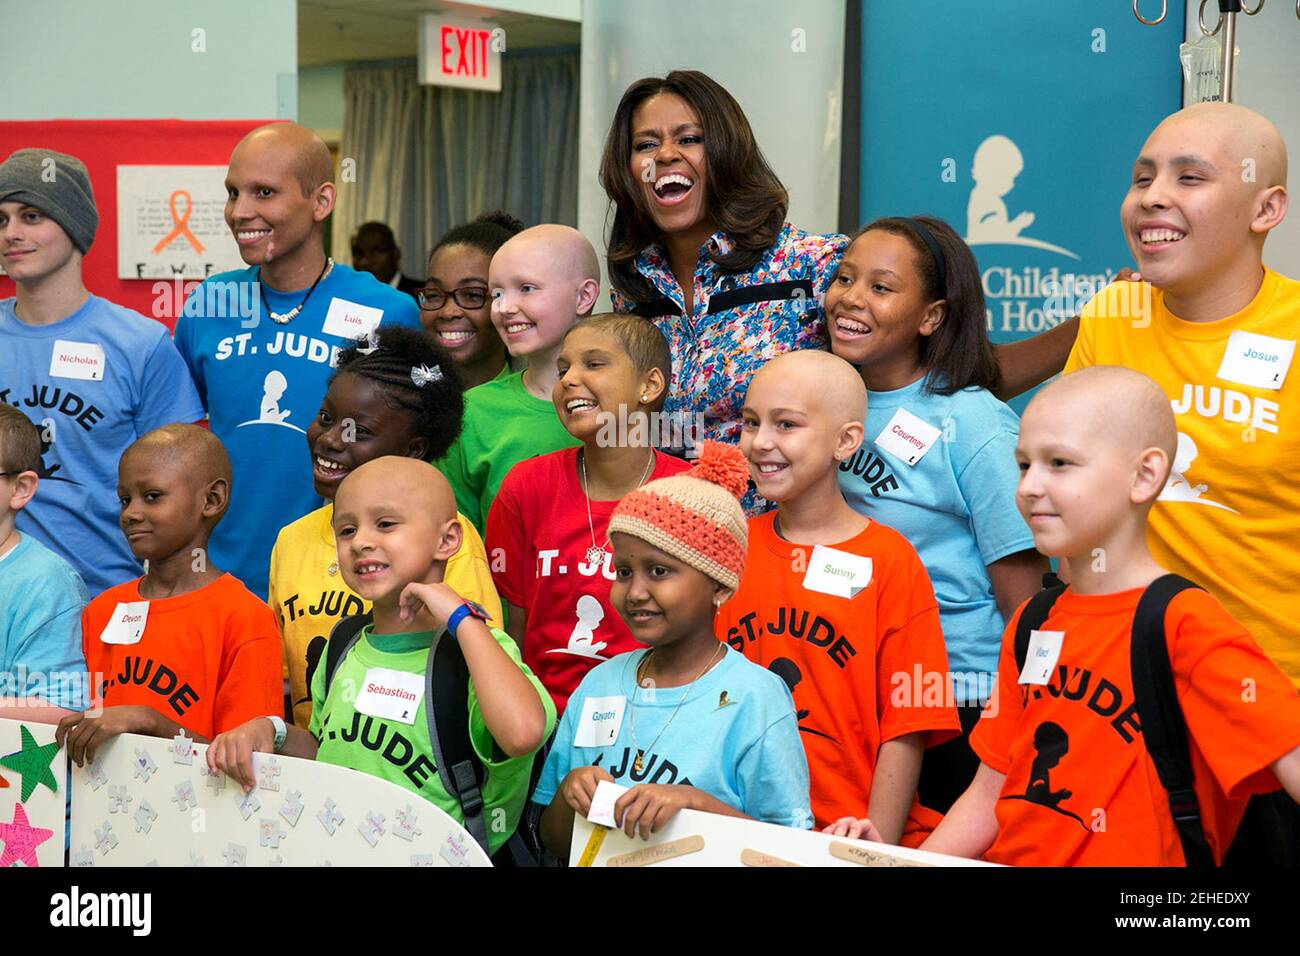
[57, 425, 282, 761]
[208, 456, 555, 859]
[435, 223, 601, 531]
[718, 350, 961, 842]
[860, 365, 1300, 866]
[174, 121, 421, 601]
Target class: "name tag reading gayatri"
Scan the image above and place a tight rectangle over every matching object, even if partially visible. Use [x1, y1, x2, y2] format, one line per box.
[321, 298, 385, 341]
[1216, 331, 1294, 391]
[574, 695, 626, 747]
[1018, 630, 1065, 686]
[49, 340, 106, 381]
[100, 601, 149, 645]
[802, 545, 873, 599]
[353, 667, 425, 725]
[874, 408, 942, 466]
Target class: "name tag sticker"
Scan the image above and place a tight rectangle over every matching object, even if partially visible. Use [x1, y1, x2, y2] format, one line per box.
[49, 340, 106, 381]
[874, 408, 942, 466]
[1216, 331, 1294, 390]
[321, 298, 385, 341]
[1018, 630, 1065, 686]
[353, 667, 425, 725]
[100, 601, 149, 645]
[574, 695, 626, 748]
[586, 779, 631, 828]
[802, 545, 873, 599]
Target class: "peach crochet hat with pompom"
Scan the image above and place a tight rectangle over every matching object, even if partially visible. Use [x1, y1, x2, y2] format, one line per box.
[606, 440, 750, 592]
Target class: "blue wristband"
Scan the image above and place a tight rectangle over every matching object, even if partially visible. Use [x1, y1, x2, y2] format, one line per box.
[446, 601, 490, 639]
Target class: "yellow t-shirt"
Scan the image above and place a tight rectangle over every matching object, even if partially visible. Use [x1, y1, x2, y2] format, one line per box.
[268, 503, 505, 726]
[1064, 269, 1300, 686]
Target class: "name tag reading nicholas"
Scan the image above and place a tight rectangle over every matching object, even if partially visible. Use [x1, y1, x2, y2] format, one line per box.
[49, 340, 107, 382]
[874, 408, 942, 466]
[353, 667, 425, 725]
[321, 298, 385, 341]
[803, 545, 873, 599]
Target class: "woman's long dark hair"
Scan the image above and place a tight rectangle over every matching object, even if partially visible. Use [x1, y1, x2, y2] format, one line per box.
[856, 216, 1001, 396]
[600, 70, 788, 304]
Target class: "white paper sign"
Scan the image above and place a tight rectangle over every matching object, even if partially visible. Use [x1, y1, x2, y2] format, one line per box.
[322, 298, 385, 341]
[803, 545, 873, 599]
[574, 695, 626, 747]
[586, 780, 631, 828]
[1216, 331, 1294, 390]
[874, 408, 943, 466]
[1018, 629, 1065, 685]
[49, 340, 106, 382]
[353, 668, 425, 725]
[99, 601, 149, 645]
[116, 166, 245, 280]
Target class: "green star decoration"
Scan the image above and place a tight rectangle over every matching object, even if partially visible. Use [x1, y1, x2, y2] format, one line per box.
[0, 725, 60, 802]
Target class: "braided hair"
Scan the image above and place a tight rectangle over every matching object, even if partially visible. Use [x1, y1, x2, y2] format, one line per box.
[430, 209, 525, 260]
[331, 327, 465, 460]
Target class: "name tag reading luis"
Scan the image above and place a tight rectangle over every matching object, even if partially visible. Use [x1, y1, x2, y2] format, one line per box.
[803, 545, 872, 599]
[1216, 331, 1294, 391]
[1018, 630, 1065, 686]
[353, 667, 424, 725]
[874, 408, 942, 466]
[574, 695, 626, 747]
[49, 340, 106, 381]
[321, 298, 384, 341]
[100, 601, 149, 645]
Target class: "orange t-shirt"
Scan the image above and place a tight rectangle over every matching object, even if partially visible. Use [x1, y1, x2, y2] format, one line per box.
[716, 513, 960, 837]
[82, 573, 283, 739]
[972, 585, 1300, 866]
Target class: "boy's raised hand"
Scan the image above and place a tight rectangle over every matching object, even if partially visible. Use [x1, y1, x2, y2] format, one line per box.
[207, 717, 275, 793]
[56, 706, 160, 766]
[397, 581, 464, 628]
[823, 816, 884, 843]
[614, 784, 700, 840]
[559, 765, 614, 817]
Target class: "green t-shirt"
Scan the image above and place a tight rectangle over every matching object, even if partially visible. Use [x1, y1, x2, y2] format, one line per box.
[433, 369, 580, 532]
[308, 624, 556, 855]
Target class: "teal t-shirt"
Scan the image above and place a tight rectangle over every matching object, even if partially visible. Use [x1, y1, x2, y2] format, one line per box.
[433, 370, 579, 532]
[308, 624, 556, 855]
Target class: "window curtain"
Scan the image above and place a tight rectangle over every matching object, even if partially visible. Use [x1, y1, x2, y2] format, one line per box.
[331, 49, 579, 271]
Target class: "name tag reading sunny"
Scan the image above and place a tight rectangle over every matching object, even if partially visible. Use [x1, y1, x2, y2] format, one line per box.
[803, 545, 873, 599]
[353, 667, 425, 725]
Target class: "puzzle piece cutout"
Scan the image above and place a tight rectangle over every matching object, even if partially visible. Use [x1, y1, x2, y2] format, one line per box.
[132, 747, 158, 782]
[170, 730, 194, 765]
[222, 843, 247, 867]
[94, 822, 118, 856]
[86, 760, 108, 791]
[188, 851, 205, 867]
[201, 765, 227, 793]
[317, 798, 344, 836]
[107, 785, 132, 814]
[256, 756, 282, 792]
[268, 854, 283, 867]
[132, 800, 158, 834]
[72, 847, 94, 867]
[440, 831, 471, 868]
[171, 780, 198, 812]
[358, 810, 386, 848]
[410, 854, 435, 867]
[279, 789, 304, 828]
[258, 818, 286, 849]
[235, 789, 261, 821]
[393, 804, 422, 842]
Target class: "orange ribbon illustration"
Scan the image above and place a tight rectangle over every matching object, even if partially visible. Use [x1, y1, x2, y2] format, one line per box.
[152, 189, 206, 255]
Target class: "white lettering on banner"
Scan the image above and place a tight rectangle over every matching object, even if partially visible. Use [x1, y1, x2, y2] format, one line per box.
[1169, 384, 1280, 435]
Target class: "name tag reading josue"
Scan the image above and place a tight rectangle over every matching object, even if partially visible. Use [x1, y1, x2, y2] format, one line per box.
[574, 695, 626, 747]
[1216, 331, 1294, 391]
[100, 601, 149, 645]
[353, 667, 424, 724]
[874, 408, 942, 466]
[1018, 630, 1065, 685]
[803, 545, 872, 599]
[49, 340, 106, 382]
[321, 298, 385, 341]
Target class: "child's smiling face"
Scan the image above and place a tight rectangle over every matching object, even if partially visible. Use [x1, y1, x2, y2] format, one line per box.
[610, 532, 725, 648]
[553, 325, 656, 443]
[117, 450, 215, 564]
[489, 232, 591, 360]
[422, 243, 500, 367]
[307, 372, 428, 500]
[0, 202, 78, 284]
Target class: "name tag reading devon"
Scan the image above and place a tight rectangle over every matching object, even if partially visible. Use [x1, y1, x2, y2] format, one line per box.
[49, 340, 106, 381]
[1018, 630, 1065, 685]
[353, 667, 424, 725]
[100, 601, 149, 645]
[803, 545, 873, 599]
[574, 695, 626, 747]
[874, 408, 942, 466]
[321, 298, 384, 341]
[1216, 331, 1295, 391]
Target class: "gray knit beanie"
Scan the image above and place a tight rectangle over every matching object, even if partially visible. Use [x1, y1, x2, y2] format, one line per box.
[0, 148, 99, 254]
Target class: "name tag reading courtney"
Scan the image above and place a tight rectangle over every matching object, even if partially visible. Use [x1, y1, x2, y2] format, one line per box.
[100, 601, 149, 645]
[874, 408, 942, 466]
[803, 545, 873, 599]
[49, 340, 106, 381]
[1216, 331, 1294, 391]
[574, 695, 626, 747]
[1018, 630, 1065, 686]
[321, 298, 384, 341]
[353, 667, 424, 725]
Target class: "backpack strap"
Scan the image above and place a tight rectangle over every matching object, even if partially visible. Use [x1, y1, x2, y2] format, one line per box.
[424, 631, 490, 854]
[322, 612, 373, 698]
[1130, 574, 1215, 867]
[1014, 574, 1068, 675]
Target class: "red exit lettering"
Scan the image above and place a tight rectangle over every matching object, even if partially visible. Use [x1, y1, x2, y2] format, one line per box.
[439, 26, 492, 79]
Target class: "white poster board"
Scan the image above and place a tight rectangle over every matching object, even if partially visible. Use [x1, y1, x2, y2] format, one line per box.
[69, 730, 491, 867]
[116, 165, 245, 279]
[0, 718, 67, 868]
[570, 809, 996, 868]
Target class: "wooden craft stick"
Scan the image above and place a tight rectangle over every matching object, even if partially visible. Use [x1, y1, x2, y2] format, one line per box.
[828, 840, 932, 867]
[606, 834, 705, 867]
[740, 847, 802, 867]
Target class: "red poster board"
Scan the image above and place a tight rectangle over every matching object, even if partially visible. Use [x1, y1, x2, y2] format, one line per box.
[0, 120, 270, 331]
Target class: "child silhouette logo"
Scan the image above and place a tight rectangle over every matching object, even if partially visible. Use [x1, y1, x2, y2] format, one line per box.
[547, 594, 610, 659]
[1158, 432, 1238, 512]
[766, 657, 835, 741]
[238, 369, 305, 433]
[1001, 720, 1089, 831]
[966, 135, 1079, 260]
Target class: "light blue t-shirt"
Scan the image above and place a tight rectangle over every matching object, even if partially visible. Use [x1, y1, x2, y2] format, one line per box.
[0, 533, 89, 710]
[837, 376, 1034, 691]
[534, 645, 811, 828]
[173, 263, 420, 599]
[0, 295, 205, 595]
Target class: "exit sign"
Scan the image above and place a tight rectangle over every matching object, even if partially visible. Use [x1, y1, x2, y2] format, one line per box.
[418, 15, 502, 92]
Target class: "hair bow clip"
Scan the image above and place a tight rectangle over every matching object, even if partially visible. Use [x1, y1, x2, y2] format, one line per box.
[411, 364, 443, 387]
[354, 330, 381, 355]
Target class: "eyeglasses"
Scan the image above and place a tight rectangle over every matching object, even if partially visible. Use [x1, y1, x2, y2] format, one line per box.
[416, 286, 489, 311]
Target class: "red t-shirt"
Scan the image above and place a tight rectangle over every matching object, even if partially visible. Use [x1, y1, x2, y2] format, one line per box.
[82, 573, 283, 739]
[716, 513, 960, 837]
[972, 585, 1300, 866]
[486, 447, 691, 712]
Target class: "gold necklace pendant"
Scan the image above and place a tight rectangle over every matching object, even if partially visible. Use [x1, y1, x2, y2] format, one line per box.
[327, 560, 338, 576]
[633, 750, 645, 774]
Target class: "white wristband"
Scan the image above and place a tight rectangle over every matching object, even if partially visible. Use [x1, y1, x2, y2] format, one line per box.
[265, 715, 288, 753]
